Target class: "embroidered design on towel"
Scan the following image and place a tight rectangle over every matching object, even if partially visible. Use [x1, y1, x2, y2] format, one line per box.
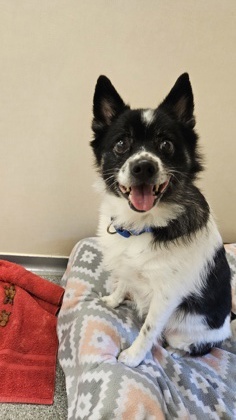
[4, 285, 16, 305]
[0, 310, 11, 327]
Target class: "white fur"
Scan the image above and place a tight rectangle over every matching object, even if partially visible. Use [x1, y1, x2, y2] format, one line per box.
[165, 314, 231, 351]
[142, 109, 155, 125]
[118, 150, 168, 188]
[98, 190, 230, 367]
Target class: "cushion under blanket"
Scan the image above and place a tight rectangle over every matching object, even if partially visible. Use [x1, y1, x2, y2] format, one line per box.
[58, 238, 236, 419]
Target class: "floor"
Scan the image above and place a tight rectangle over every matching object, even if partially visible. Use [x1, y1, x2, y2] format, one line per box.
[0, 266, 68, 420]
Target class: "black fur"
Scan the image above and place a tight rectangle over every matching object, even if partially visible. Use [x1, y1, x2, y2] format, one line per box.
[152, 185, 210, 245]
[189, 342, 222, 357]
[91, 75, 232, 359]
[91, 73, 205, 237]
[177, 246, 232, 329]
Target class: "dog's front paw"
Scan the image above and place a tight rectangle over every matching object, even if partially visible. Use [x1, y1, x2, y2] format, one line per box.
[118, 347, 144, 367]
[101, 295, 119, 309]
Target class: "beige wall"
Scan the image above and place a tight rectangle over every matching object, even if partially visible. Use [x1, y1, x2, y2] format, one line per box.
[0, 0, 235, 256]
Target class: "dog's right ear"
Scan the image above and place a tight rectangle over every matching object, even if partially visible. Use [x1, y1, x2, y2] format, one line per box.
[92, 76, 129, 133]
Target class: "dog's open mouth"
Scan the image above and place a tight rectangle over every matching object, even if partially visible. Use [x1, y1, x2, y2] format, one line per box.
[119, 178, 170, 212]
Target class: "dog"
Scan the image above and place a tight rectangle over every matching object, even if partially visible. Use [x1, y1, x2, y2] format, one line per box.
[90, 73, 232, 367]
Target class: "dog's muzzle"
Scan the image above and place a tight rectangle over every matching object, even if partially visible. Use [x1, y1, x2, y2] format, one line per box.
[119, 159, 170, 212]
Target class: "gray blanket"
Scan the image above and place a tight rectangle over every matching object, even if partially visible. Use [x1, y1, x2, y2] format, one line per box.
[58, 238, 236, 419]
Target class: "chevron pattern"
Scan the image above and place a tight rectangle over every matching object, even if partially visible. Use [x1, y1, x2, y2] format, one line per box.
[58, 238, 236, 419]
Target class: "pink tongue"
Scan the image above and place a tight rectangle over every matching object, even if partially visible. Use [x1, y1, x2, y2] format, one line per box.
[129, 185, 155, 212]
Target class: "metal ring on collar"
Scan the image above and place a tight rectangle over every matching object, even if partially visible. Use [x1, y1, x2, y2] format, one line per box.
[107, 222, 117, 235]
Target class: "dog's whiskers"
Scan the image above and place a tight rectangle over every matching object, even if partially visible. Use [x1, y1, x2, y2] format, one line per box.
[102, 168, 119, 176]
[168, 169, 189, 185]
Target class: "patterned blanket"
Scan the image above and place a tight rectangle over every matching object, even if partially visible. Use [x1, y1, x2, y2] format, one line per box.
[58, 238, 236, 419]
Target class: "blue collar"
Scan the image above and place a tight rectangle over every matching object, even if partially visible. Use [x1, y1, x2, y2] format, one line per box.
[107, 219, 153, 238]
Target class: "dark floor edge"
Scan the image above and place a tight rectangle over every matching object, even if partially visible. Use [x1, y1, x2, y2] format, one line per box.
[0, 254, 68, 275]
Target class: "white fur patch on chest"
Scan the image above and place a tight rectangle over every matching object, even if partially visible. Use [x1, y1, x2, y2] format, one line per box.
[99, 202, 221, 316]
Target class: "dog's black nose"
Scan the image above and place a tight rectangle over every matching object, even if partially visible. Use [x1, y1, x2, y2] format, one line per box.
[130, 159, 158, 182]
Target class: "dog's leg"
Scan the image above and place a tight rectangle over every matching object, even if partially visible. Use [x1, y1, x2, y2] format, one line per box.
[118, 297, 176, 367]
[101, 281, 127, 309]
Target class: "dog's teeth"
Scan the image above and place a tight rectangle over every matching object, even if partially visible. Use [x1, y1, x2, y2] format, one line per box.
[119, 185, 131, 194]
[153, 185, 158, 194]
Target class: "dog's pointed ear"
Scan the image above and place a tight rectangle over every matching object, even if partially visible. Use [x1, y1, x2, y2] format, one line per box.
[92, 76, 129, 133]
[160, 73, 195, 128]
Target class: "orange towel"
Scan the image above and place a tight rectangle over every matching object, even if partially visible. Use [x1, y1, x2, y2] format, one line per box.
[0, 260, 64, 404]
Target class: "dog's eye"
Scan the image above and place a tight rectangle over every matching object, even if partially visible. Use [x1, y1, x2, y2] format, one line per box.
[114, 139, 130, 155]
[159, 140, 174, 155]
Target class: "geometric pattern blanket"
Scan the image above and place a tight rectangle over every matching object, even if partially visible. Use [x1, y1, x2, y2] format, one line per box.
[57, 238, 236, 419]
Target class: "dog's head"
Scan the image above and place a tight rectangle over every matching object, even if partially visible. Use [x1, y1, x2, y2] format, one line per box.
[91, 74, 203, 213]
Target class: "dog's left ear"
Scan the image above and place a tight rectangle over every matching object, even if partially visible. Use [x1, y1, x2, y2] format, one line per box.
[160, 73, 195, 128]
[92, 76, 129, 133]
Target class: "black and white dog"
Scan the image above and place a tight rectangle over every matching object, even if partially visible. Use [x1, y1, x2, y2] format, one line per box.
[90, 74, 232, 367]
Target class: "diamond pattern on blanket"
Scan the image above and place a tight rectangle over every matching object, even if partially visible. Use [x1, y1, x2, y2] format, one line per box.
[72, 241, 104, 279]
[61, 277, 90, 311]
[58, 238, 236, 420]
[79, 315, 120, 364]
[58, 322, 77, 368]
[115, 376, 165, 419]
[74, 369, 113, 419]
